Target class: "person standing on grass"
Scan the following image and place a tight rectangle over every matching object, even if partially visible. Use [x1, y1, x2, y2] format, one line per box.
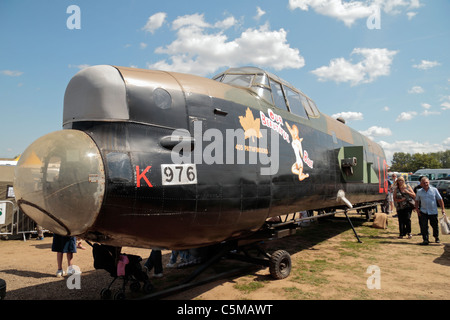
[51, 234, 80, 277]
[393, 176, 415, 239]
[415, 176, 446, 245]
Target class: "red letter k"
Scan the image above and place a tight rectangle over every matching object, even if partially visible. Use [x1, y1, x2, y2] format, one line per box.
[136, 166, 153, 187]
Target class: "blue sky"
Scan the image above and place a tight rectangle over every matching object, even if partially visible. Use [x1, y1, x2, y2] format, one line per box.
[1, 0, 449, 165]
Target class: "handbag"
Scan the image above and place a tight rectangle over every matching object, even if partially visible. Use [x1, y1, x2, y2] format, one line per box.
[405, 194, 415, 208]
[440, 214, 450, 235]
[400, 189, 415, 209]
[403, 185, 416, 208]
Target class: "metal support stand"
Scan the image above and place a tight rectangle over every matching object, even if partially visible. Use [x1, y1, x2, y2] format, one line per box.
[343, 209, 362, 243]
[137, 243, 260, 300]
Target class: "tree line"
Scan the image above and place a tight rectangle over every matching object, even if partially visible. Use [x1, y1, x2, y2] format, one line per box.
[389, 150, 450, 173]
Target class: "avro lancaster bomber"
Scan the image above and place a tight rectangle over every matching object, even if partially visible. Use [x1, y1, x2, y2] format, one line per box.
[14, 65, 388, 283]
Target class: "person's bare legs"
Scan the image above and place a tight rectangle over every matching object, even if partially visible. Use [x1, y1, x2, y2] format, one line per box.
[56, 252, 65, 276]
[57, 252, 64, 270]
[67, 252, 73, 268]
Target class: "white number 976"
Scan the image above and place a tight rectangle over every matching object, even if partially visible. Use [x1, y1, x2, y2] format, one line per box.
[161, 164, 197, 186]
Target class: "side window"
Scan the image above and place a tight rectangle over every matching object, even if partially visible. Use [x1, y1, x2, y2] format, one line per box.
[269, 80, 288, 111]
[252, 74, 273, 104]
[106, 152, 132, 183]
[299, 94, 313, 115]
[299, 94, 320, 118]
[221, 74, 253, 87]
[307, 98, 320, 117]
[284, 87, 308, 118]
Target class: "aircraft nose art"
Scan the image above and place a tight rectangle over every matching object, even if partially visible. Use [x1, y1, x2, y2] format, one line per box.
[14, 130, 105, 236]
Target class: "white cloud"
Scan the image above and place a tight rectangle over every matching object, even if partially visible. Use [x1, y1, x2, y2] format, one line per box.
[1, 70, 23, 77]
[331, 111, 363, 121]
[68, 64, 90, 70]
[395, 111, 417, 122]
[422, 110, 440, 116]
[379, 138, 446, 165]
[214, 16, 237, 30]
[288, 0, 375, 27]
[419, 102, 441, 117]
[408, 85, 424, 94]
[382, 0, 420, 14]
[359, 126, 392, 140]
[420, 101, 440, 116]
[408, 0, 422, 9]
[172, 13, 212, 30]
[406, 12, 417, 20]
[142, 12, 167, 34]
[440, 96, 450, 110]
[311, 48, 397, 86]
[255, 7, 266, 20]
[288, 0, 423, 27]
[444, 137, 450, 146]
[148, 15, 305, 76]
[383, 106, 390, 111]
[413, 60, 441, 70]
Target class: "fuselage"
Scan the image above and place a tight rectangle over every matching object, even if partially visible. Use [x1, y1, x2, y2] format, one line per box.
[14, 65, 387, 249]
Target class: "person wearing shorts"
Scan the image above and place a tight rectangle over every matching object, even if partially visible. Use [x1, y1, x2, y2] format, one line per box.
[51, 234, 80, 277]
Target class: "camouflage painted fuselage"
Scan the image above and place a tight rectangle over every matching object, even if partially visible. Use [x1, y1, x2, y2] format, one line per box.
[14, 66, 387, 249]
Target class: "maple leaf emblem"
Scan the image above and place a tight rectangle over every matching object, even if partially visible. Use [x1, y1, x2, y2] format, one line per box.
[239, 107, 262, 142]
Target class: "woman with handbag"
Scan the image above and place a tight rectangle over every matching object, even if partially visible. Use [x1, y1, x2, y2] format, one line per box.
[394, 176, 416, 239]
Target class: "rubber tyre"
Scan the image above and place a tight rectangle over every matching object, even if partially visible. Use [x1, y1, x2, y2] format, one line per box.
[269, 250, 291, 280]
[114, 290, 126, 300]
[100, 288, 111, 300]
[143, 281, 154, 294]
[130, 281, 141, 292]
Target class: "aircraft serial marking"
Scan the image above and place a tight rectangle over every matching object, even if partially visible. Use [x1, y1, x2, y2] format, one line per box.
[161, 164, 197, 186]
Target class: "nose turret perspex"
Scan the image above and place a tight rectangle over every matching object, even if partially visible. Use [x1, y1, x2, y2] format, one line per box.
[14, 130, 105, 236]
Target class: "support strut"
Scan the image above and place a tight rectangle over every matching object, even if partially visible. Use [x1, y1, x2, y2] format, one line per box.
[136, 242, 263, 300]
[343, 209, 362, 243]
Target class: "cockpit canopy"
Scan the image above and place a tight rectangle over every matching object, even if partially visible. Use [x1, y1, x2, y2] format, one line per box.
[213, 67, 320, 119]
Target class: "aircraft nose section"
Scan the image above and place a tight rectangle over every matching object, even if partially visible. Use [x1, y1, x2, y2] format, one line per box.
[14, 130, 105, 236]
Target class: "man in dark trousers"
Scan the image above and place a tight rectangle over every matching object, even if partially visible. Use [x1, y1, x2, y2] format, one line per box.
[415, 176, 446, 245]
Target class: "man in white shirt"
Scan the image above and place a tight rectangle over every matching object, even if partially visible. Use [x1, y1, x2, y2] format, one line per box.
[415, 177, 446, 245]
